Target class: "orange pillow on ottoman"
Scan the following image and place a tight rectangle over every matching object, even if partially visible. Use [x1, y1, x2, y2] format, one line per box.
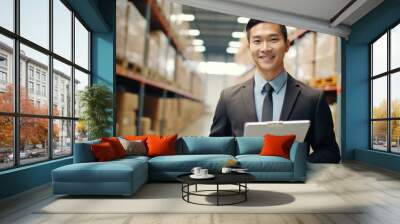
[101, 137, 126, 158]
[260, 134, 296, 159]
[146, 135, 177, 157]
[91, 142, 117, 161]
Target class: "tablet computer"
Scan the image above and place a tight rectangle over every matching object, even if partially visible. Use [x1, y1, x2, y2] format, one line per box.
[243, 120, 310, 142]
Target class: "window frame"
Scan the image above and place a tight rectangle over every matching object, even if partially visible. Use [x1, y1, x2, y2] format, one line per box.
[370, 20, 400, 154]
[0, 0, 92, 171]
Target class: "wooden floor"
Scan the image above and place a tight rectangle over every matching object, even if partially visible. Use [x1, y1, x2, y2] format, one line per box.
[1, 114, 400, 224]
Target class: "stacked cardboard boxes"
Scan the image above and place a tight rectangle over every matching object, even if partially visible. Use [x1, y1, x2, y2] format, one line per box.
[116, 91, 139, 136]
[116, 0, 129, 61]
[125, 2, 146, 67]
[142, 96, 204, 135]
[147, 31, 169, 77]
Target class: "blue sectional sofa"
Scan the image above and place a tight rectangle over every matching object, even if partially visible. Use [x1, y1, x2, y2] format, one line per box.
[52, 137, 307, 196]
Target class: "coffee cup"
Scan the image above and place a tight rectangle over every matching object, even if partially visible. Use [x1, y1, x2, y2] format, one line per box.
[200, 169, 208, 176]
[191, 167, 202, 176]
[221, 167, 232, 173]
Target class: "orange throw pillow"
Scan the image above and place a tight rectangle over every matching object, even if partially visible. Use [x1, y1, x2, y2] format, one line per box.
[124, 135, 148, 141]
[101, 137, 126, 158]
[91, 142, 117, 161]
[260, 134, 296, 159]
[146, 135, 177, 157]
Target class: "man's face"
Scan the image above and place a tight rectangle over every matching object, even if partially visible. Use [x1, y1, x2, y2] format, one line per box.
[248, 23, 289, 72]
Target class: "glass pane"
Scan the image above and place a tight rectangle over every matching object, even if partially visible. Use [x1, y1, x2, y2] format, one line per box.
[74, 17, 89, 70]
[372, 77, 387, 119]
[53, 119, 72, 158]
[75, 120, 88, 143]
[0, 116, 13, 170]
[391, 72, 400, 118]
[372, 121, 388, 151]
[53, 0, 72, 60]
[0, 0, 14, 31]
[53, 59, 72, 117]
[74, 69, 89, 118]
[391, 24, 400, 70]
[20, 44, 49, 115]
[20, 117, 49, 165]
[372, 33, 387, 76]
[20, 0, 49, 49]
[391, 120, 400, 153]
[0, 34, 14, 112]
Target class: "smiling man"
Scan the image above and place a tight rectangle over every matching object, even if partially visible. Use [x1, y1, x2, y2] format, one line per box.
[210, 19, 341, 163]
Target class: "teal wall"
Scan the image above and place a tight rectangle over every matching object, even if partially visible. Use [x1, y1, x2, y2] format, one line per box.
[0, 0, 115, 200]
[342, 0, 400, 171]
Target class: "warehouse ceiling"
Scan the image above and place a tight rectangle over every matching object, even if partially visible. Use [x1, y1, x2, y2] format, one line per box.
[176, 0, 384, 38]
[182, 6, 243, 62]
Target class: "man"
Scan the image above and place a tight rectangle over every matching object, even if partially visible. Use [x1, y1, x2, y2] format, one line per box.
[210, 19, 341, 163]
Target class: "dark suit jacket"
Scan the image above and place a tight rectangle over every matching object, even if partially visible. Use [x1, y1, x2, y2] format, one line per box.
[210, 74, 341, 163]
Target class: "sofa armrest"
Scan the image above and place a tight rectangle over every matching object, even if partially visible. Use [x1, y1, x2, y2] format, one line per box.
[73, 140, 100, 163]
[289, 142, 307, 181]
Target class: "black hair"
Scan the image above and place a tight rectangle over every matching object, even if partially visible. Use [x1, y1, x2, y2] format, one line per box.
[245, 19, 288, 42]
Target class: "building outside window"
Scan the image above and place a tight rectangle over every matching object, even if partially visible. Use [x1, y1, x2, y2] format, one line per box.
[0, 0, 91, 170]
[370, 23, 400, 154]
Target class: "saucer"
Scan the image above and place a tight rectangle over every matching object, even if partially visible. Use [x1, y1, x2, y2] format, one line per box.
[190, 174, 215, 179]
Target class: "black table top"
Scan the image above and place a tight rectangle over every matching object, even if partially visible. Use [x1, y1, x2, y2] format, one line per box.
[177, 172, 255, 185]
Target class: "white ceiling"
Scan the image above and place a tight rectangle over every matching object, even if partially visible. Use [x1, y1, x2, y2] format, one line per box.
[171, 0, 384, 38]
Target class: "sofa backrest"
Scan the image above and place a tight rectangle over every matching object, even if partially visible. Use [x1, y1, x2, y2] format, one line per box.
[177, 137, 236, 155]
[73, 139, 100, 163]
[235, 137, 264, 155]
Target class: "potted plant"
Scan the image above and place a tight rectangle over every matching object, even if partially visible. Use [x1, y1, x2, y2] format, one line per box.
[79, 84, 113, 140]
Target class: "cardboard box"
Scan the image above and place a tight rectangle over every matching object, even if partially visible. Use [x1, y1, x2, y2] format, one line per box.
[126, 2, 146, 66]
[117, 91, 139, 111]
[117, 125, 137, 136]
[116, 0, 128, 61]
[117, 109, 136, 127]
[140, 117, 152, 135]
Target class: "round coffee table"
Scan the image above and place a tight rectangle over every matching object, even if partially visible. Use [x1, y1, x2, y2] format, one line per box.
[177, 173, 255, 206]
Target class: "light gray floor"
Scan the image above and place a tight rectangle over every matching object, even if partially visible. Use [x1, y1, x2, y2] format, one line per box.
[1, 114, 400, 224]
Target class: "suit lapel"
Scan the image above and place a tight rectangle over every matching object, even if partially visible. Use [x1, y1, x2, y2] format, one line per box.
[240, 78, 258, 121]
[280, 74, 301, 120]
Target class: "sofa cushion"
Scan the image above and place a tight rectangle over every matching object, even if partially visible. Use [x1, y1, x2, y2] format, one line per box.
[118, 138, 147, 156]
[73, 139, 101, 163]
[236, 137, 263, 155]
[147, 135, 177, 157]
[52, 159, 147, 183]
[101, 137, 127, 158]
[236, 155, 293, 172]
[148, 154, 235, 172]
[91, 142, 118, 161]
[178, 137, 235, 155]
[260, 134, 296, 159]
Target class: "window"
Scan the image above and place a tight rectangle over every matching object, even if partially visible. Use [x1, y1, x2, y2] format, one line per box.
[371, 23, 400, 154]
[29, 67, 34, 80]
[0, 0, 91, 170]
[28, 81, 34, 94]
[0, 71, 6, 85]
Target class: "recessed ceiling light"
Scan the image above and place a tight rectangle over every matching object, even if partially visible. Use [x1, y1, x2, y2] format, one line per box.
[180, 29, 200, 36]
[170, 14, 195, 22]
[194, 46, 206, 52]
[231, 31, 246, 38]
[228, 41, 241, 48]
[237, 17, 250, 24]
[226, 47, 239, 54]
[192, 39, 204, 46]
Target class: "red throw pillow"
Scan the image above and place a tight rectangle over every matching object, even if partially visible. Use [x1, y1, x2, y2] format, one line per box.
[146, 134, 177, 157]
[260, 134, 296, 159]
[91, 142, 117, 161]
[101, 137, 126, 158]
[124, 135, 148, 141]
